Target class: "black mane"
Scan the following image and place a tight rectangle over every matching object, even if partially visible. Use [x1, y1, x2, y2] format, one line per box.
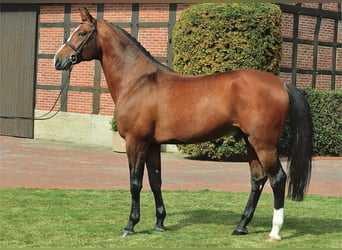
[111, 23, 171, 71]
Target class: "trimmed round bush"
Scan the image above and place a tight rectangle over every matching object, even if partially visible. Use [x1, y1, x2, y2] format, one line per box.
[173, 3, 282, 76]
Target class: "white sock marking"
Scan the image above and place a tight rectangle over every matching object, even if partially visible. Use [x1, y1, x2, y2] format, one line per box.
[269, 208, 284, 240]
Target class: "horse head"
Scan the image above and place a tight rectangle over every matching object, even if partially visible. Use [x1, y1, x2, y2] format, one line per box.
[54, 8, 98, 70]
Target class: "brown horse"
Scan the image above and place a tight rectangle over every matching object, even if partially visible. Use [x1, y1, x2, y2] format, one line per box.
[54, 9, 312, 241]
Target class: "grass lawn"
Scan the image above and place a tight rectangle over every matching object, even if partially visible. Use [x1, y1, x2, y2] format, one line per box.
[0, 188, 341, 248]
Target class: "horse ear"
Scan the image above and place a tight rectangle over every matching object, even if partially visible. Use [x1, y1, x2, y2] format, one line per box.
[80, 7, 95, 24]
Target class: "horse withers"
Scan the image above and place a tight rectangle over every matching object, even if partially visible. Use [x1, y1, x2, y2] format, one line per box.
[54, 8, 312, 242]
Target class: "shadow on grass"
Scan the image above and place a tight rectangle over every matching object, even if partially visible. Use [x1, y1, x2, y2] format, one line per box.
[167, 208, 341, 239]
[168, 209, 237, 230]
[281, 216, 342, 239]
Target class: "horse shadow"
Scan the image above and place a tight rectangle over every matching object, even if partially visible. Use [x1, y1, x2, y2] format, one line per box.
[166, 208, 341, 239]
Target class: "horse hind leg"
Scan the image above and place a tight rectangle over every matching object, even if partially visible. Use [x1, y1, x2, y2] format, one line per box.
[266, 158, 287, 242]
[232, 139, 268, 235]
[249, 141, 287, 242]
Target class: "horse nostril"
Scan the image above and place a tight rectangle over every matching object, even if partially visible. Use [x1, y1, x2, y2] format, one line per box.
[54, 57, 61, 68]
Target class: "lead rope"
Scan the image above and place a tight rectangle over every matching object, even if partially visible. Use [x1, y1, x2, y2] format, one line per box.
[0, 67, 72, 121]
[34, 67, 72, 120]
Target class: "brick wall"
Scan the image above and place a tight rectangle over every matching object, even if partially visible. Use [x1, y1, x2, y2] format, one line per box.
[36, 2, 341, 116]
[279, 3, 341, 90]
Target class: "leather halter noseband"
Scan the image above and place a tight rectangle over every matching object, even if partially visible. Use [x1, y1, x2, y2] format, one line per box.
[64, 21, 97, 64]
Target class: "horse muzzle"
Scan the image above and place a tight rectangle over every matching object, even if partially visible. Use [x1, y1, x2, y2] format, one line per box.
[54, 55, 73, 70]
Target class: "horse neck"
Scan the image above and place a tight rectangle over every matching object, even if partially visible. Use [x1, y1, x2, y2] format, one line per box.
[97, 21, 164, 103]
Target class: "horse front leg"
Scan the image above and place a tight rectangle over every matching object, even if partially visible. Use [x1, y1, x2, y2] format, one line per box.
[121, 139, 148, 237]
[146, 144, 166, 232]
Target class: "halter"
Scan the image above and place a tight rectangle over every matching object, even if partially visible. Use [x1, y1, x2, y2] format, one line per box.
[64, 21, 97, 64]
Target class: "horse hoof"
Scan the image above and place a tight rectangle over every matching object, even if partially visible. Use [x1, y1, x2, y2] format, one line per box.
[232, 228, 248, 235]
[155, 225, 166, 232]
[121, 229, 134, 238]
[265, 236, 281, 242]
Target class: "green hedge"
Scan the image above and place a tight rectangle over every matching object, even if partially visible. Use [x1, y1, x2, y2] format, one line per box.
[308, 90, 342, 156]
[173, 3, 281, 160]
[177, 136, 247, 161]
[278, 90, 342, 157]
[172, 3, 282, 75]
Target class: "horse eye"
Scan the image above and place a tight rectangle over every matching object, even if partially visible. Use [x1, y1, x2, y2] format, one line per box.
[78, 31, 86, 37]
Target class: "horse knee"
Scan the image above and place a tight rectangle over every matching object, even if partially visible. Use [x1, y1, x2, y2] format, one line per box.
[131, 181, 142, 195]
[130, 178, 143, 204]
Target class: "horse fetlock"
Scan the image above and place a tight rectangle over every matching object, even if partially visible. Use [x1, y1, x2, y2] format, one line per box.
[156, 206, 166, 218]
[155, 213, 166, 232]
[130, 214, 140, 226]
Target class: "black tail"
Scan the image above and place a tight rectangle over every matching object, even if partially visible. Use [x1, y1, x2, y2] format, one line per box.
[285, 84, 313, 201]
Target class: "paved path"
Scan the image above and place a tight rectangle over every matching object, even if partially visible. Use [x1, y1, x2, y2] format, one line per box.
[0, 136, 341, 196]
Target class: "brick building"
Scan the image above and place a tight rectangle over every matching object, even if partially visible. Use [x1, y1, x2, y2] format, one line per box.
[35, 2, 341, 116]
[1, 1, 341, 145]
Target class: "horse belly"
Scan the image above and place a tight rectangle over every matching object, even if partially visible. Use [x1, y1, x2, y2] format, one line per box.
[155, 101, 238, 144]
